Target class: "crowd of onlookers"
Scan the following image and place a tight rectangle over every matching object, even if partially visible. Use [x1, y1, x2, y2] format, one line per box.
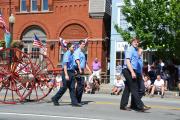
[142, 59, 180, 97]
[53, 58, 180, 97]
[110, 59, 180, 97]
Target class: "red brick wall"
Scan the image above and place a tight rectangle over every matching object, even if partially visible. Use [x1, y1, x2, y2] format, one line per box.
[0, 0, 108, 72]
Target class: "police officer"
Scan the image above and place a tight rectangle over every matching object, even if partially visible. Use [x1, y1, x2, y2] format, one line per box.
[120, 38, 149, 112]
[51, 43, 81, 107]
[130, 47, 151, 110]
[74, 40, 91, 104]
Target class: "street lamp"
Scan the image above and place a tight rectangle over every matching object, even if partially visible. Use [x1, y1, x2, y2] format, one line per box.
[9, 14, 15, 44]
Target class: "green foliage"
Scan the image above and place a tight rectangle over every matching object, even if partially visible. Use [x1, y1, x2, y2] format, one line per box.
[11, 41, 24, 50]
[115, 0, 180, 59]
[0, 40, 5, 47]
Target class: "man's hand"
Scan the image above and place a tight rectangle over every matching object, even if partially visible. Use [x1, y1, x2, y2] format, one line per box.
[65, 75, 69, 81]
[131, 71, 136, 79]
[79, 69, 83, 74]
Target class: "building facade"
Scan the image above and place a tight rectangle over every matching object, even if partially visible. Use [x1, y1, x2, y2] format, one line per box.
[110, 0, 129, 84]
[0, 0, 111, 72]
[110, 0, 154, 84]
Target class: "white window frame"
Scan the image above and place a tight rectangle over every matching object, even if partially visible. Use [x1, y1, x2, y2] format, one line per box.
[41, 0, 49, 11]
[20, 0, 27, 12]
[31, 0, 38, 12]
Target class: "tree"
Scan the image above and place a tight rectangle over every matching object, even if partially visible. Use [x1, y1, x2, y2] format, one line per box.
[115, 0, 180, 59]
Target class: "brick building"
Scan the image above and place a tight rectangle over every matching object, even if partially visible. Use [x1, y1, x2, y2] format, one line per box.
[0, 0, 111, 72]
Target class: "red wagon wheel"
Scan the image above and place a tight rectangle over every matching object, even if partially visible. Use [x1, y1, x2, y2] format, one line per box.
[26, 52, 56, 101]
[0, 48, 34, 104]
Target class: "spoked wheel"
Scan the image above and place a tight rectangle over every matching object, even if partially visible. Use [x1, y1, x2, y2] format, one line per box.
[27, 52, 56, 101]
[0, 48, 34, 104]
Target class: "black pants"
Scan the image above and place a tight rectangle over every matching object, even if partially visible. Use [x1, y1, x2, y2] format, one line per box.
[131, 75, 145, 109]
[120, 68, 144, 110]
[75, 75, 85, 103]
[52, 70, 78, 104]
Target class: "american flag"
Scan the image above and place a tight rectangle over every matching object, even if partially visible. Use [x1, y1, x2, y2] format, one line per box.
[0, 13, 9, 33]
[59, 37, 88, 50]
[33, 34, 44, 48]
[84, 37, 88, 46]
[59, 37, 68, 48]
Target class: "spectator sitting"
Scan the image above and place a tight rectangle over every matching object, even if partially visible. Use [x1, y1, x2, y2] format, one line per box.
[91, 76, 100, 94]
[111, 75, 125, 95]
[143, 75, 152, 94]
[85, 76, 100, 94]
[84, 82, 92, 94]
[150, 75, 165, 98]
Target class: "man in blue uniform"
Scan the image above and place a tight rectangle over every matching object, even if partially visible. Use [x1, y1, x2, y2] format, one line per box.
[120, 38, 149, 112]
[74, 40, 92, 104]
[51, 43, 81, 107]
[130, 47, 151, 110]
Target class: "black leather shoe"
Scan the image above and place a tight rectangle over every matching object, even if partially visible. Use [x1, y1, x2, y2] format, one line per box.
[51, 97, 59, 106]
[137, 107, 150, 112]
[120, 107, 131, 111]
[72, 103, 82, 107]
[130, 106, 138, 110]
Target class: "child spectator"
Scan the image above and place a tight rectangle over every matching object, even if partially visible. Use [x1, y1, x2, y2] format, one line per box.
[85, 76, 100, 94]
[55, 74, 63, 89]
[111, 75, 125, 95]
[150, 75, 165, 98]
[143, 75, 152, 94]
[91, 76, 100, 94]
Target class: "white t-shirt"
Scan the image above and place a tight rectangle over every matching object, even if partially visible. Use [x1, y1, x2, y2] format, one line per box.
[114, 79, 125, 88]
[154, 79, 164, 87]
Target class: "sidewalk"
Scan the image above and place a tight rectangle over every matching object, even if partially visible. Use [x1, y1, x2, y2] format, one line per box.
[98, 84, 180, 98]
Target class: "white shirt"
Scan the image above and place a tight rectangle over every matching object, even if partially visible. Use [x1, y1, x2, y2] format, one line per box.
[114, 79, 125, 88]
[154, 79, 164, 87]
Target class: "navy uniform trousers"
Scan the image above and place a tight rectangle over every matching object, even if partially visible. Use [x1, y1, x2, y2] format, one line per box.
[120, 68, 144, 110]
[75, 69, 85, 103]
[131, 73, 145, 109]
[53, 70, 78, 105]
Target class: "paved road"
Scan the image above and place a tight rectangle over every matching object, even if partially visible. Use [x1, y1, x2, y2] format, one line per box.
[0, 92, 180, 120]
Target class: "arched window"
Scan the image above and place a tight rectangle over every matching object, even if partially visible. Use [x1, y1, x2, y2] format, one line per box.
[59, 23, 88, 64]
[21, 25, 46, 56]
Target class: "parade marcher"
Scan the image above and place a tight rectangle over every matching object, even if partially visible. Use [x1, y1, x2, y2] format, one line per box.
[130, 47, 151, 110]
[74, 40, 92, 104]
[120, 38, 149, 112]
[51, 43, 81, 107]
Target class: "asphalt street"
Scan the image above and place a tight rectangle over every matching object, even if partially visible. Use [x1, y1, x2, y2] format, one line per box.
[0, 92, 180, 120]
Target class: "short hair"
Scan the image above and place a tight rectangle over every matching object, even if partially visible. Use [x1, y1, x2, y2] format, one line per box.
[130, 37, 140, 44]
[79, 40, 85, 45]
[67, 43, 73, 49]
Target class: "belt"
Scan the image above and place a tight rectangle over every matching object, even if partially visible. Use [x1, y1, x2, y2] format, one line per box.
[63, 69, 74, 72]
[123, 68, 137, 72]
[67, 70, 74, 72]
